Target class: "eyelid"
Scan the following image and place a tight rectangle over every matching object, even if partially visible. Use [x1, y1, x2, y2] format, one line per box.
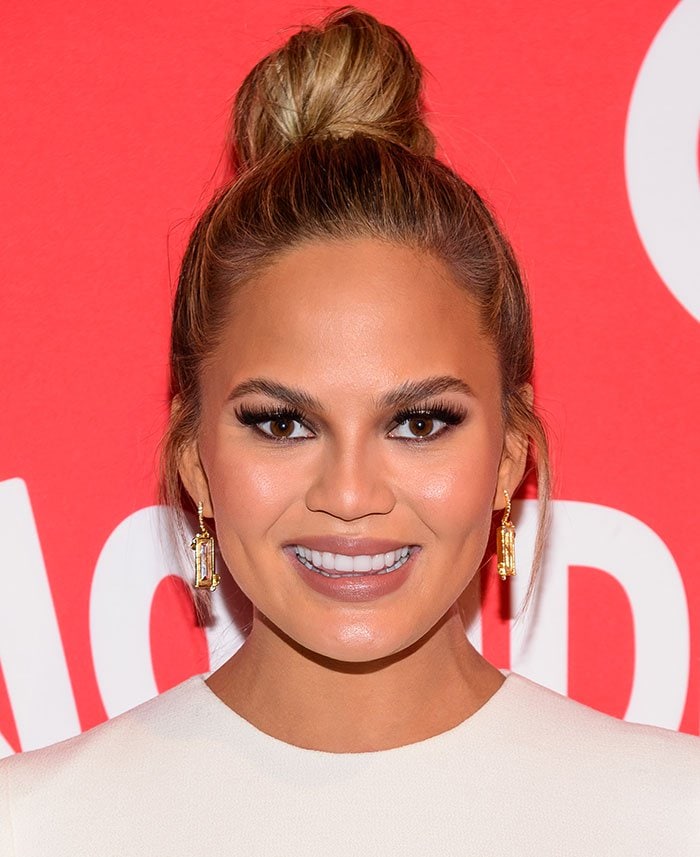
[386, 399, 467, 440]
[234, 405, 317, 441]
[389, 400, 466, 423]
[234, 399, 467, 441]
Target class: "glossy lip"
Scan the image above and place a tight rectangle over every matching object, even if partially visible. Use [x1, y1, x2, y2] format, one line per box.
[284, 536, 417, 556]
[287, 547, 418, 602]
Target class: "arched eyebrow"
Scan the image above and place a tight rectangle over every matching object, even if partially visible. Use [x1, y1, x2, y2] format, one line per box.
[376, 376, 475, 409]
[226, 375, 474, 412]
[226, 378, 321, 411]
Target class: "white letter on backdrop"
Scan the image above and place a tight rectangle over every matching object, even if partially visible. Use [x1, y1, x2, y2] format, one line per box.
[90, 505, 181, 718]
[90, 505, 247, 718]
[625, 0, 700, 320]
[0, 478, 79, 757]
[510, 500, 689, 729]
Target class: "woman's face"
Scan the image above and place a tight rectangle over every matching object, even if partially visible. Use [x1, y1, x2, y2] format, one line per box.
[181, 238, 525, 662]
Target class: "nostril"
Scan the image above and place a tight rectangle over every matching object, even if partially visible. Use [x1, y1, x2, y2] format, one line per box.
[304, 475, 396, 520]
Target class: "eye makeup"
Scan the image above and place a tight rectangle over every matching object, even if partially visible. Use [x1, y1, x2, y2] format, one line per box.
[235, 405, 314, 441]
[390, 399, 466, 430]
[234, 397, 468, 442]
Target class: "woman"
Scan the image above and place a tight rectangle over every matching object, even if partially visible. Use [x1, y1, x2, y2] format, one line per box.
[1, 7, 697, 855]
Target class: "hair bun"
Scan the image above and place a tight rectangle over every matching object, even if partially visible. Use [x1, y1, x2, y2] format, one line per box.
[231, 6, 436, 168]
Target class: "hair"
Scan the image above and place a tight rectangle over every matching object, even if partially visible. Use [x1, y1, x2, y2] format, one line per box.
[160, 6, 550, 617]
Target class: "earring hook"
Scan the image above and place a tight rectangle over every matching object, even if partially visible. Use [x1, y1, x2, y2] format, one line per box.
[197, 501, 210, 538]
[501, 489, 512, 526]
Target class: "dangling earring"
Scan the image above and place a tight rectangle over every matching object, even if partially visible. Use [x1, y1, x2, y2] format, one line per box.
[191, 502, 220, 591]
[496, 489, 516, 581]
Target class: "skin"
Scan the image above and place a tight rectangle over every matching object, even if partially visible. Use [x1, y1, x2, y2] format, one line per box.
[179, 237, 528, 753]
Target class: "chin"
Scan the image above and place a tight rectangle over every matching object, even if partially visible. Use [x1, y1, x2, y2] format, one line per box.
[290, 618, 427, 666]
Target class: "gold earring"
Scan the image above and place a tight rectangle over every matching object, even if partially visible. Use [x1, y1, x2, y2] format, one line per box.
[496, 489, 516, 581]
[191, 502, 220, 591]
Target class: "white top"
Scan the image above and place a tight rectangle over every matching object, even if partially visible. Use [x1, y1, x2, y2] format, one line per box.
[1, 671, 698, 856]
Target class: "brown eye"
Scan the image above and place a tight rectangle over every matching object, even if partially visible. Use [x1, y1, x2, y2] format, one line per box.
[407, 417, 434, 437]
[255, 415, 314, 440]
[269, 418, 294, 438]
[388, 410, 456, 441]
[236, 406, 314, 440]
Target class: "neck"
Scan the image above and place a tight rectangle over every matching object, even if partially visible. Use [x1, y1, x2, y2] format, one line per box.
[205, 606, 505, 752]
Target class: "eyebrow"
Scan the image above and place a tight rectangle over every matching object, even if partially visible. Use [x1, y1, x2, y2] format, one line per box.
[227, 378, 322, 411]
[226, 375, 475, 411]
[376, 376, 475, 409]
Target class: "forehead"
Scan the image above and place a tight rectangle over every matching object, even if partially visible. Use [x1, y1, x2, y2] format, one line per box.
[212, 238, 500, 399]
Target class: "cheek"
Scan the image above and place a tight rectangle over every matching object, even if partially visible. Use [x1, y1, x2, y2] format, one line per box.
[201, 415, 503, 555]
[203, 448, 301, 596]
[207, 450, 295, 530]
[406, 471, 494, 566]
[399, 437, 502, 530]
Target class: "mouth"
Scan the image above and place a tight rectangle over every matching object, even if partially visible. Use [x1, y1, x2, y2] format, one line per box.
[290, 545, 417, 578]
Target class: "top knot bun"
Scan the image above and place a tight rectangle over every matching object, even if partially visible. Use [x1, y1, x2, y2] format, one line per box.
[231, 6, 436, 168]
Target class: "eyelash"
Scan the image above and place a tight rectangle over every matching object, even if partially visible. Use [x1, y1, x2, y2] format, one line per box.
[234, 399, 467, 443]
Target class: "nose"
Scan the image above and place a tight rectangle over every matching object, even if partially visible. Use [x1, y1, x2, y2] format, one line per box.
[304, 437, 396, 521]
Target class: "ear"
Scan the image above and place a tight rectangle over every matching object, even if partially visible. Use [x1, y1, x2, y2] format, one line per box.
[493, 384, 532, 510]
[171, 395, 214, 517]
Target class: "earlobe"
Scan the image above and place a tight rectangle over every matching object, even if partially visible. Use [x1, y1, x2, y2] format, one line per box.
[493, 384, 534, 509]
[178, 438, 213, 516]
[170, 396, 213, 516]
[494, 429, 529, 510]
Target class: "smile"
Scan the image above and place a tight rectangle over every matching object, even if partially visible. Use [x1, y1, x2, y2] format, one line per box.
[292, 545, 415, 578]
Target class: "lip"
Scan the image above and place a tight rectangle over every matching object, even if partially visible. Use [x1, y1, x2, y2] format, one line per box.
[284, 536, 415, 555]
[287, 547, 417, 602]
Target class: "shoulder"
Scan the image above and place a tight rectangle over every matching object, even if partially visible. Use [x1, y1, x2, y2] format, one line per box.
[0, 675, 224, 854]
[0, 674, 207, 795]
[458, 672, 700, 853]
[501, 671, 700, 785]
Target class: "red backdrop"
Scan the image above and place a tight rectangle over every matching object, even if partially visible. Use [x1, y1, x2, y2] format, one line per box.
[1, 0, 698, 755]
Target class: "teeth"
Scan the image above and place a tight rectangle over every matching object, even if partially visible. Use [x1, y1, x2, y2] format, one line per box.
[334, 554, 354, 572]
[293, 545, 414, 578]
[353, 555, 372, 572]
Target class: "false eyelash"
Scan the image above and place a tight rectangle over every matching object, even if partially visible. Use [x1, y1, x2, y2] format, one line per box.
[235, 405, 311, 429]
[392, 399, 466, 427]
[234, 399, 468, 442]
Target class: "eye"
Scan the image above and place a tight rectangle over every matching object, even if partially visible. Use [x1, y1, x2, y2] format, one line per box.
[388, 402, 466, 441]
[235, 406, 315, 441]
[389, 413, 448, 439]
[258, 416, 314, 440]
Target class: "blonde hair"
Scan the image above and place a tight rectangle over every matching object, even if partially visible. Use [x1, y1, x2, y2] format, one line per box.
[161, 6, 550, 615]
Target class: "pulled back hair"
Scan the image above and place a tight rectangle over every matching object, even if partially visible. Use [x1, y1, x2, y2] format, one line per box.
[161, 6, 550, 613]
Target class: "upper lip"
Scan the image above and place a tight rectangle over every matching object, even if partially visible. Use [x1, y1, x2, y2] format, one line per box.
[286, 536, 416, 556]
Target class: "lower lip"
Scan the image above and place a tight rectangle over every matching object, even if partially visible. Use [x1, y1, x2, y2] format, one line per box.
[286, 548, 418, 602]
